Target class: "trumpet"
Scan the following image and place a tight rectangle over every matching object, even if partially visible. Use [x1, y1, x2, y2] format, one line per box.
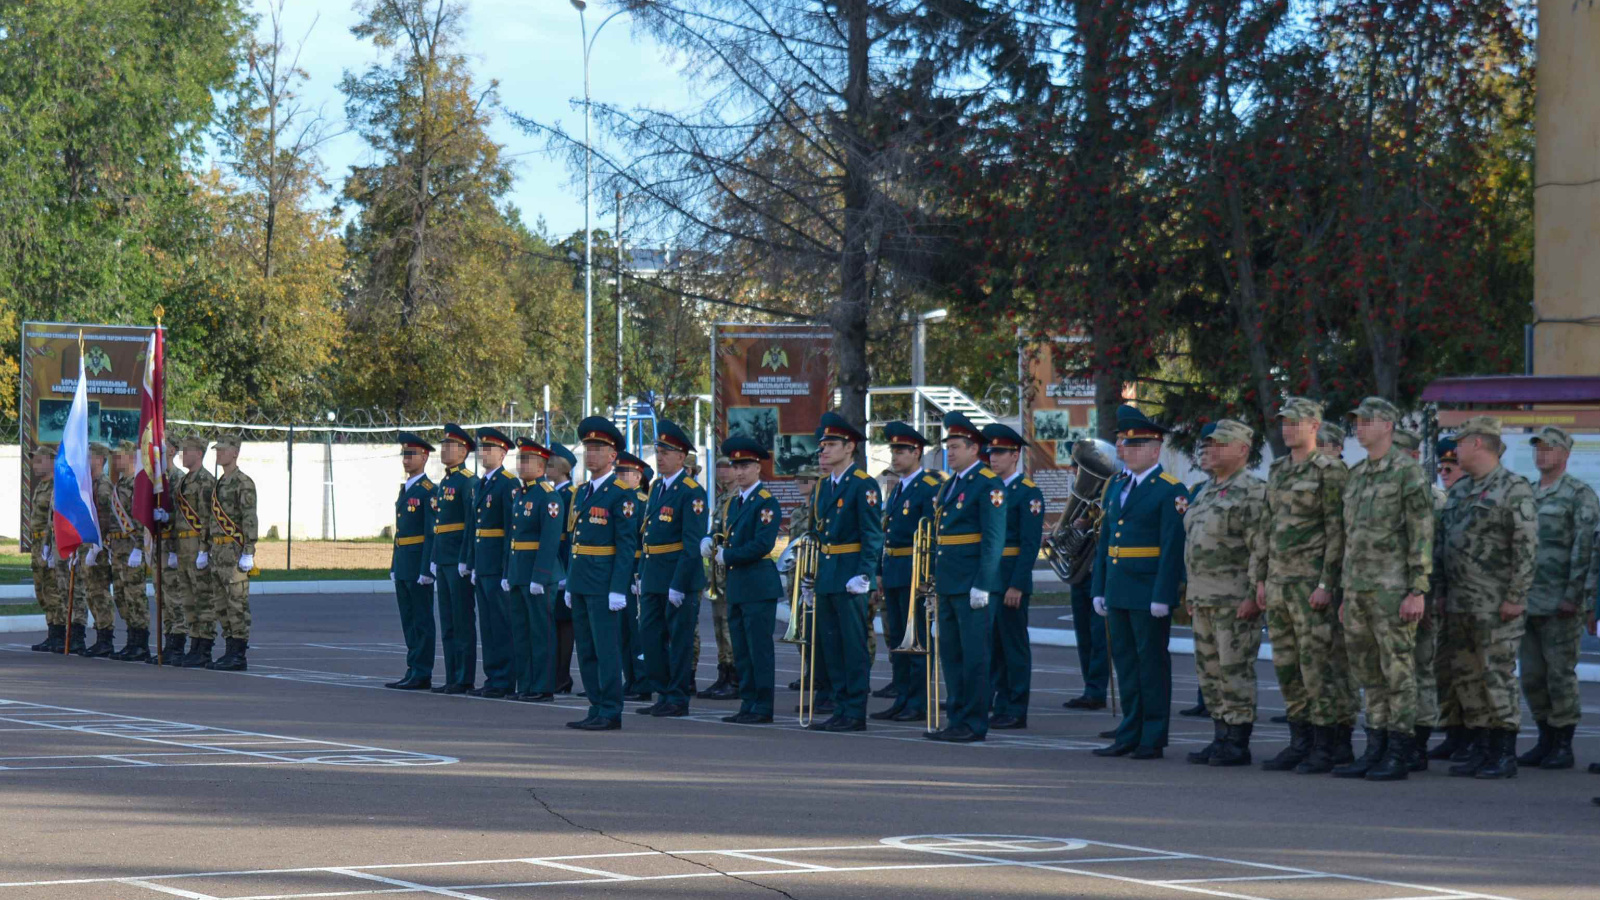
[781, 536, 819, 725]
[891, 517, 943, 733]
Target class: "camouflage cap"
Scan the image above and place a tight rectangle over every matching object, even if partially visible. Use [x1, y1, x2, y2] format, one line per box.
[180, 435, 209, 452]
[1351, 396, 1400, 422]
[1530, 425, 1573, 451]
[685, 451, 699, 470]
[714, 455, 732, 467]
[1202, 419, 1253, 446]
[795, 465, 822, 480]
[1317, 422, 1345, 446]
[1276, 396, 1323, 423]
[34, 444, 57, 459]
[1454, 415, 1502, 443]
[1393, 428, 1421, 451]
[88, 441, 111, 457]
[213, 434, 243, 451]
[115, 439, 138, 454]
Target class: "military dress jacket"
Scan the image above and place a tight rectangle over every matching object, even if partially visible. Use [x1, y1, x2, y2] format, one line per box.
[1182, 470, 1265, 606]
[1091, 465, 1187, 611]
[431, 465, 478, 571]
[640, 471, 709, 595]
[811, 463, 885, 594]
[552, 480, 576, 585]
[997, 472, 1046, 595]
[721, 483, 782, 604]
[464, 467, 517, 577]
[391, 473, 437, 582]
[879, 469, 941, 591]
[504, 477, 563, 588]
[933, 462, 1006, 596]
[566, 473, 641, 597]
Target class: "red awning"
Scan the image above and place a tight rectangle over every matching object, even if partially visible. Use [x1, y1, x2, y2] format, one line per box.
[1421, 376, 1600, 405]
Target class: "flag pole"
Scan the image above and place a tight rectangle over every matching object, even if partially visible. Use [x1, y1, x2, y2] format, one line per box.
[153, 308, 165, 666]
[63, 558, 75, 656]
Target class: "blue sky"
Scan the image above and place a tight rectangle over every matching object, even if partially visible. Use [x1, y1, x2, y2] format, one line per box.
[236, 0, 696, 238]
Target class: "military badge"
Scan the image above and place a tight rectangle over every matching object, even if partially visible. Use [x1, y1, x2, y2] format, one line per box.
[1175, 495, 1189, 514]
[660, 508, 674, 522]
[692, 498, 705, 515]
[548, 501, 561, 518]
[760, 508, 774, 524]
[622, 501, 635, 518]
[902, 501, 911, 515]
[1029, 498, 1042, 515]
[989, 489, 1004, 507]
[866, 489, 878, 506]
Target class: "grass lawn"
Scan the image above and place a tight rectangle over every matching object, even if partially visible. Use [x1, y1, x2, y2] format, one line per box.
[0, 602, 41, 616]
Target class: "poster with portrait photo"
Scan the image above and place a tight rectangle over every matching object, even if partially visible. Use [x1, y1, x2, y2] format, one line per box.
[775, 433, 819, 476]
[37, 398, 100, 444]
[98, 408, 142, 445]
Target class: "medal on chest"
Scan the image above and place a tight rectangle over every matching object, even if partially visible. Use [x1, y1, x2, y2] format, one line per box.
[659, 507, 674, 523]
[407, 498, 420, 512]
[588, 506, 608, 525]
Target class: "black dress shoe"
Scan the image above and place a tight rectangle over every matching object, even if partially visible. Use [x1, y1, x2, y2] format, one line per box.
[1093, 743, 1136, 757]
[651, 703, 690, 717]
[721, 712, 752, 723]
[444, 684, 470, 695]
[1178, 703, 1209, 718]
[1131, 746, 1164, 760]
[989, 715, 1027, 730]
[1064, 696, 1107, 710]
[788, 679, 802, 691]
[868, 705, 906, 721]
[577, 690, 589, 698]
[807, 715, 843, 732]
[892, 709, 926, 722]
[509, 692, 538, 702]
[872, 683, 897, 699]
[622, 691, 652, 702]
[566, 716, 601, 729]
[384, 676, 415, 689]
[635, 701, 665, 716]
[1099, 728, 1119, 739]
[575, 717, 621, 731]
[942, 725, 985, 743]
[473, 688, 507, 699]
[526, 692, 555, 702]
[824, 718, 866, 732]
[555, 681, 574, 694]
[430, 684, 449, 694]
[924, 728, 948, 741]
[1588, 762, 1600, 774]
[397, 679, 431, 691]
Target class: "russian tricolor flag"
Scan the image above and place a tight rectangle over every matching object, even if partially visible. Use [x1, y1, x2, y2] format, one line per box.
[53, 339, 101, 556]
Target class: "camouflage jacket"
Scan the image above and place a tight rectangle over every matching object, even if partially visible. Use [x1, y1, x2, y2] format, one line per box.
[784, 501, 813, 541]
[1438, 464, 1537, 615]
[1340, 446, 1432, 595]
[1253, 451, 1347, 587]
[209, 468, 259, 556]
[1526, 472, 1600, 616]
[1182, 469, 1266, 605]
[90, 477, 119, 562]
[29, 475, 53, 562]
[176, 466, 217, 542]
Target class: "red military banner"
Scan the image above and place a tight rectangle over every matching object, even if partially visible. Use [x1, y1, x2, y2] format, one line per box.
[711, 322, 834, 519]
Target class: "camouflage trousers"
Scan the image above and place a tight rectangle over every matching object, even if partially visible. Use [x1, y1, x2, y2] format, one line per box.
[32, 556, 72, 625]
[1519, 614, 1583, 728]
[1445, 611, 1523, 731]
[1190, 604, 1264, 725]
[1265, 580, 1357, 727]
[109, 543, 149, 630]
[1414, 603, 1449, 728]
[66, 559, 116, 630]
[157, 553, 189, 637]
[178, 537, 217, 640]
[209, 543, 252, 641]
[1342, 590, 1419, 732]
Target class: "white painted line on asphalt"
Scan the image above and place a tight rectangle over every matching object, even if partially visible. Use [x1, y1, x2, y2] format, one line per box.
[519, 859, 640, 880]
[326, 868, 495, 900]
[120, 880, 220, 899]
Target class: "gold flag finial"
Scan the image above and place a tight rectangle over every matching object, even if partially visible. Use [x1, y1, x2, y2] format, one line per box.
[153, 304, 165, 326]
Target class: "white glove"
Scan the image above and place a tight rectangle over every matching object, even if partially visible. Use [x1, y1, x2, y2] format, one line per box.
[153, 508, 169, 522]
[458, 562, 469, 578]
[45, 544, 56, 566]
[470, 571, 477, 585]
[128, 549, 143, 568]
[969, 588, 989, 610]
[700, 537, 714, 558]
[715, 547, 725, 565]
[418, 575, 434, 586]
[195, 550, 209, 570]
[1093, 596, 1107, 617]
[668, 588, 684, 607]
[85, 546, 100, 566]
[529, 582, 544, 595]
[631, 579, 641, 596]
[608, 592, 626, 612]
[500, 578, 511, 593]
[166, 551, 178, 569]
[239, 553, 254, 572]
[1150, 602, 1170, 618]
[558, 579, 567, 592]
[389, 571, 395, 582]
[846, 575, 871, 595]
[430, 562, 438, 577]
[564, 591, 573, 608]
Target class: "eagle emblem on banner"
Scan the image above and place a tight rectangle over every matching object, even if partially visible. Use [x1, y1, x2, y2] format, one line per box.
[760, 345, 789, 372]
[84, 345, 113, 377]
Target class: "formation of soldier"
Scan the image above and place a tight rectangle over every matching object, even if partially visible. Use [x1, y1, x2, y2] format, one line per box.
[28, 434, 258, 671]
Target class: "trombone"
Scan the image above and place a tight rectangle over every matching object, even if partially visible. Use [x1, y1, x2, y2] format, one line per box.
[891, 517, 942, 733]
[781, 536, 819, 725]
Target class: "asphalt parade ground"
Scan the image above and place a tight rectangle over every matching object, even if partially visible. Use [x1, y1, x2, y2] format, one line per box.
[2, 595, 1597, 899]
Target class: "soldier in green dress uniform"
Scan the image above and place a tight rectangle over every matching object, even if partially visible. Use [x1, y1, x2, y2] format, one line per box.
[982, 423, 1045, 730]
[548, 442, 579, 693]
[464, 427, 517, 698]
[636, 421, 708, 718]
[432, 424, 479, 694]
[386, 432, 437, 690]
[502, 436, 563, 702]
[716, 436, 784, 723]
[870, 423, 941, 722]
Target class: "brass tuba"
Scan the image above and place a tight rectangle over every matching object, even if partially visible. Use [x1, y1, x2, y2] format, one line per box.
[1042, 438, 1118, 584]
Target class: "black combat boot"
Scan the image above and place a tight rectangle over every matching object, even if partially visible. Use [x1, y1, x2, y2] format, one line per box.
[1410, 726, 1431, 772]
[1428, 725, 1465, 760]
[207, 637, 240, 670]
[1516, 721, 1552, 766]
[31, 624, 64, 652]
[1447, 728, 1488, 777]
[1540, 724, 1576, 770]
[120, 629, 151, 663]
[1333, 728, 1388, 778]
[1330, 724, 1355, 766]
[1188, 719, 1226, 764]
[1295, 725, 1339, 774]
[211, 639, 248, 671]
[84, 627, 116, 658]
[1210, 723, 1254, 767]
[67, 623, 88, 655]
[1365, 729, 1412, 781]
[178, 637, 214, 668]
[1474, 729, 1519, 780]
[697, 664, 731, 699]
[1262, 720, 1312, 771]
[148, 633, 186, 665]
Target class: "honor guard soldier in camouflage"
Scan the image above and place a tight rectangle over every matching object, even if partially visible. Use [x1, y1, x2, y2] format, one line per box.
[807, 411, 885, 733]
[871, 423, 940, 722]
[1336, 398, 1433, 781]
[715, 436, 784, 723]
[1183, 420, 1267, 767]
[564, 417, 640, 731]
[502, 437, 562, 703]
[1394, 427, 1451, 767]
[699, 455, 741, 700]
[431, 425, 479, 694]
[79, 442, 119, 657]
[636, 420, 707, 718]
[1437, 416, 1537, 779]
[387, 433, 437, 690]
[465, 427, 517, 698]
[548, 441, 579, 693]
[107, 440, 151, 661]
[1254, 397, 1354, 773]
[174, 435, 219, 667]
[1091, 405, 1186, 760]
[205, 435, 257, 671]
[982, 423, 1044, 730]
[1514, 426, 1598, 770]
[28, 446, 68, 652]
[151, 436, 188, 663]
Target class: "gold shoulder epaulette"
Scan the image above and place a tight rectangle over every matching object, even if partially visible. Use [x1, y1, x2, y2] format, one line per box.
[758, 488, 773, 500]
[637, 490, 649, 501]
[502, 469, 517, 479]
[539, 481, 554, 493]
[683, 477, 699, 489]
[853, 468, 870, 479]
[1022, 477, 1036, 488]
[1159, 472, 1181, 485]
[921, 474, 940, 487]
[979, 467, 997, 479]
[420, 478, 434, 490]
